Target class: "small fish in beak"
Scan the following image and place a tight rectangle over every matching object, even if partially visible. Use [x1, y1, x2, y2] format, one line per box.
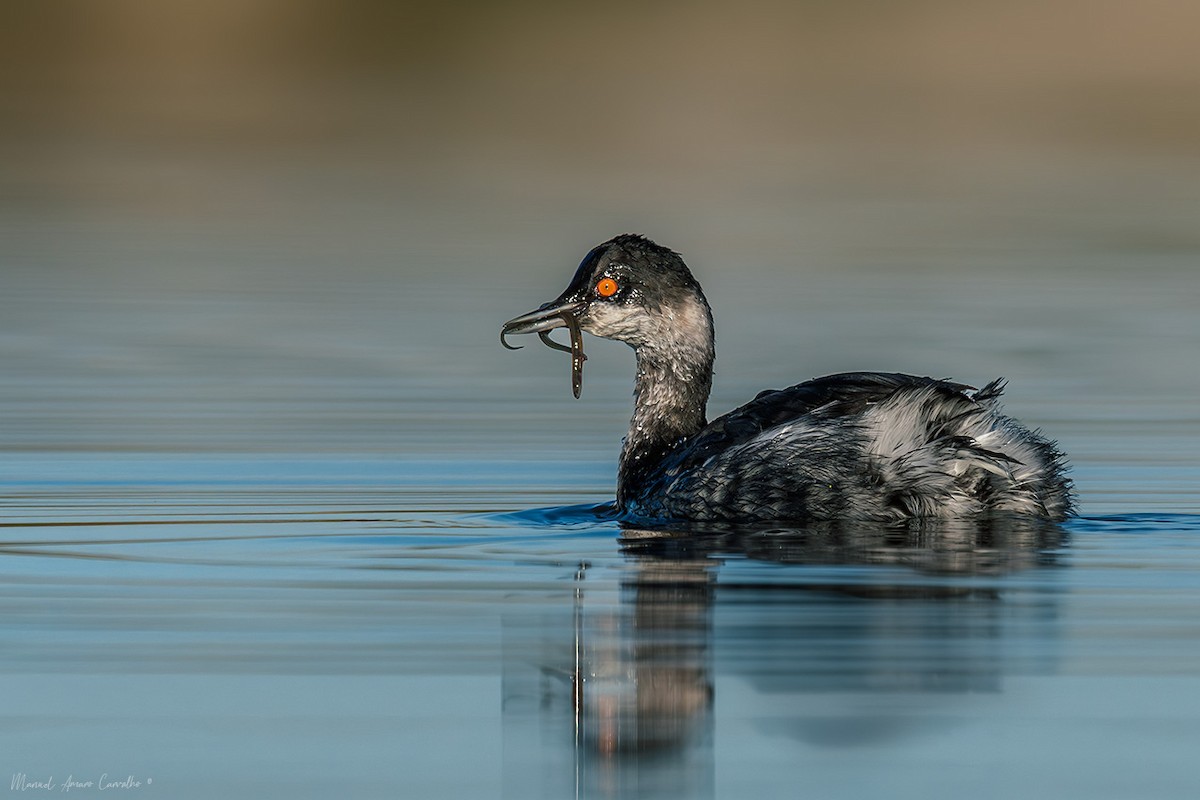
[501, 301, 588, 398]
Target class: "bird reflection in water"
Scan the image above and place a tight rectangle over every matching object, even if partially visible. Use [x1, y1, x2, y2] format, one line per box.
[571, 547, 715, 757]
[503, 515, 1067, 799]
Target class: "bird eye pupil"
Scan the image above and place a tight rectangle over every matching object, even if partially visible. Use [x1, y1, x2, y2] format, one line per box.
[597, 278, 619, 297]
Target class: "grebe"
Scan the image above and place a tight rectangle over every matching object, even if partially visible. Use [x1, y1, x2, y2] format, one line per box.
[501, 234, 1074, 523]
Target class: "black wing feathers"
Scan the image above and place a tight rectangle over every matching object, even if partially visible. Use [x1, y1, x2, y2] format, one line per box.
[660, 372, 974, 476]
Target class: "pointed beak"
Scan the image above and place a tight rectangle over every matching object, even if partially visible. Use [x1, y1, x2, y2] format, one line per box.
[500, 300, 585, 344]
[500, 299, 589, 399]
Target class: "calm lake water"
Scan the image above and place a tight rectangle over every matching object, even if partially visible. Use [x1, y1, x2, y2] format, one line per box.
[2, 187, 1199, 799]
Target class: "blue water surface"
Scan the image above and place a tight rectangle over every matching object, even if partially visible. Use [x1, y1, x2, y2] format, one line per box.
[2, 447, 1199, 799]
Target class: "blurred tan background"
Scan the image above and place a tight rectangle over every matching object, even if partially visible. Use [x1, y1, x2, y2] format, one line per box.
[4, 0, 1199, 271]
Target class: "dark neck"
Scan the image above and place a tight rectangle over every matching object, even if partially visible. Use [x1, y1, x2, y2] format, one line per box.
[617, 327, 714, 506]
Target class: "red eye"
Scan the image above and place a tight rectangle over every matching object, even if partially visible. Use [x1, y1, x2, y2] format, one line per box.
[596, 277, 619, 297]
